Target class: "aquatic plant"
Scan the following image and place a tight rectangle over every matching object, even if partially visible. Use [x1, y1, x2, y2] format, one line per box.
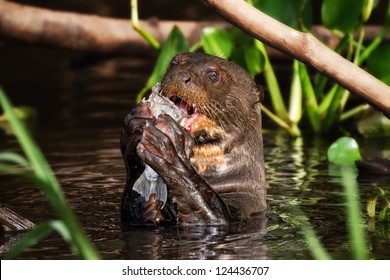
[326, 137, 368, 259]
[368, 186, 390, 222]
[283, 136, 368, 259]
[0, 86, 100, 259]
[132, 0, 390, 136]
[327, 136, 362, 165]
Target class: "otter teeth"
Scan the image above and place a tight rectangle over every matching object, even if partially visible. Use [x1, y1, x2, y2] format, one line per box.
[169, 96, 196, 116]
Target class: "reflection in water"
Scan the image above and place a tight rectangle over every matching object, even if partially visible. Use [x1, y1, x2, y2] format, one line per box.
[121, 216, 268, 260]
[1, 48, 390, 259]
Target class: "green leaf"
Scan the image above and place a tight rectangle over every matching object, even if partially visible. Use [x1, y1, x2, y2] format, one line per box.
[254, 0, 312, 30]
[299, 62, 320, 132]
[289, 60, 302, 124]
[327, 137, 362, 166]
[378, 206, 389, 221]
[136, 26, 189, 102]
[366, 44, 390, 85]
[201, 27, 234, 59]
[322, 0, 365, 34]
[362, 0, 375, 22]
[0, 152, 30, 167]
[377, 186, 388, 197]
[0, 86, 100, 259]
[255, 41, 290, 122]
[320, 86, 346, 132]
[367, 194, 379, 218]
[229, 28, 265, 77]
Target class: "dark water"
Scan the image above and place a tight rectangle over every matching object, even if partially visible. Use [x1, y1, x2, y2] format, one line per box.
[1, 3, 390, 260]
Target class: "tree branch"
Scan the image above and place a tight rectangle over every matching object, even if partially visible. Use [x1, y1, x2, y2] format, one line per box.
[201, 0, 390, 118]
[1, 0, 389, 117]
[0, 0, 224, 55]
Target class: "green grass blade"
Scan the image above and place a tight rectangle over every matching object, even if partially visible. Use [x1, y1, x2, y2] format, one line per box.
[340, 166, 368, 259]
[323, 87, 346, 132]
[289, 60, 303, 124]
[0, 152, 30, 167]
[288, 205, 332, 260]
[3, 220, 81, 260]
[319, 84, 338, 114]
[359, 0, 390, 65]
[0, 86, 100, 259]
[260, 104, 300, 136]
[130, 0, 160, 50]
[340, 104, 369, 122]
[299, 220, 332, 260]
[0, 88, 60, 190]
[0, 163, 36, 181]
[49, 220, 81, 256]
[3, 222, 54, 260]
[255, 41, 289, 122]
[298, 63, 321, 132]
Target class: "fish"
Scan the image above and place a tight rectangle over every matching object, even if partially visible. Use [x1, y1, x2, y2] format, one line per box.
[132, 83, 188, 208]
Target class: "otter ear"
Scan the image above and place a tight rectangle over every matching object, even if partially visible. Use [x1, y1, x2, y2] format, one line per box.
[254, 84, 264, 102]
[253, 84, 264, 115]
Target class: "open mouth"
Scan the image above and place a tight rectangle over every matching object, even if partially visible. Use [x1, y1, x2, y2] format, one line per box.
[169, 95, 197, 116]
[164, 94, 201, 133]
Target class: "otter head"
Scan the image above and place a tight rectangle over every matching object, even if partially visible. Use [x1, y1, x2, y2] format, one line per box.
[160, 52, 262, 146]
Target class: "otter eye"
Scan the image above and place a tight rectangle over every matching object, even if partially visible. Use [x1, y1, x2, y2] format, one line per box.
[207, 70, 219, 83]
[169, 56, 179, 68]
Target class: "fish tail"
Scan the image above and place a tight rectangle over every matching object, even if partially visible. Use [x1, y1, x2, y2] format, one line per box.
[133, 172, 168, 208]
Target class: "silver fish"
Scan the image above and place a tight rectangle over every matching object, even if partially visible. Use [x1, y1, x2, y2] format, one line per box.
[132, 83, 188, 208]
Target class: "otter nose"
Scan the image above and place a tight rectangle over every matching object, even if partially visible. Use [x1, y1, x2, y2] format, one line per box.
[178, 70, 192, 84]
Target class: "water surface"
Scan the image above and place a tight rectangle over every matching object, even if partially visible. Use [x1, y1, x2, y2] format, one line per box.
[1, 39, 389, 261]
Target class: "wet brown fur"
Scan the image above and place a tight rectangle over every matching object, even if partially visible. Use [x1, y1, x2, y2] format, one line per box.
[121, 52, 266, 225]
[160, 53, 266, 218]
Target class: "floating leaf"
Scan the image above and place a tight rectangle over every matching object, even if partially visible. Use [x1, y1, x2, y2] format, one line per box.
[322, 0, 365, 34]
[327, 137, 362, 165]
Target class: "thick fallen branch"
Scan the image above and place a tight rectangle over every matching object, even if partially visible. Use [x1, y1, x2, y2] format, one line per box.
[1, 1, 389, 117]
[0, 0, 225, 54]
[1, 1, 387, 57]
[201, 0, 390, 118]
[0, 206, 35, 231]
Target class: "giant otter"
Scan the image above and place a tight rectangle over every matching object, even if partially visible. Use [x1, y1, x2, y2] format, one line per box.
[120, 52, 266, 225]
